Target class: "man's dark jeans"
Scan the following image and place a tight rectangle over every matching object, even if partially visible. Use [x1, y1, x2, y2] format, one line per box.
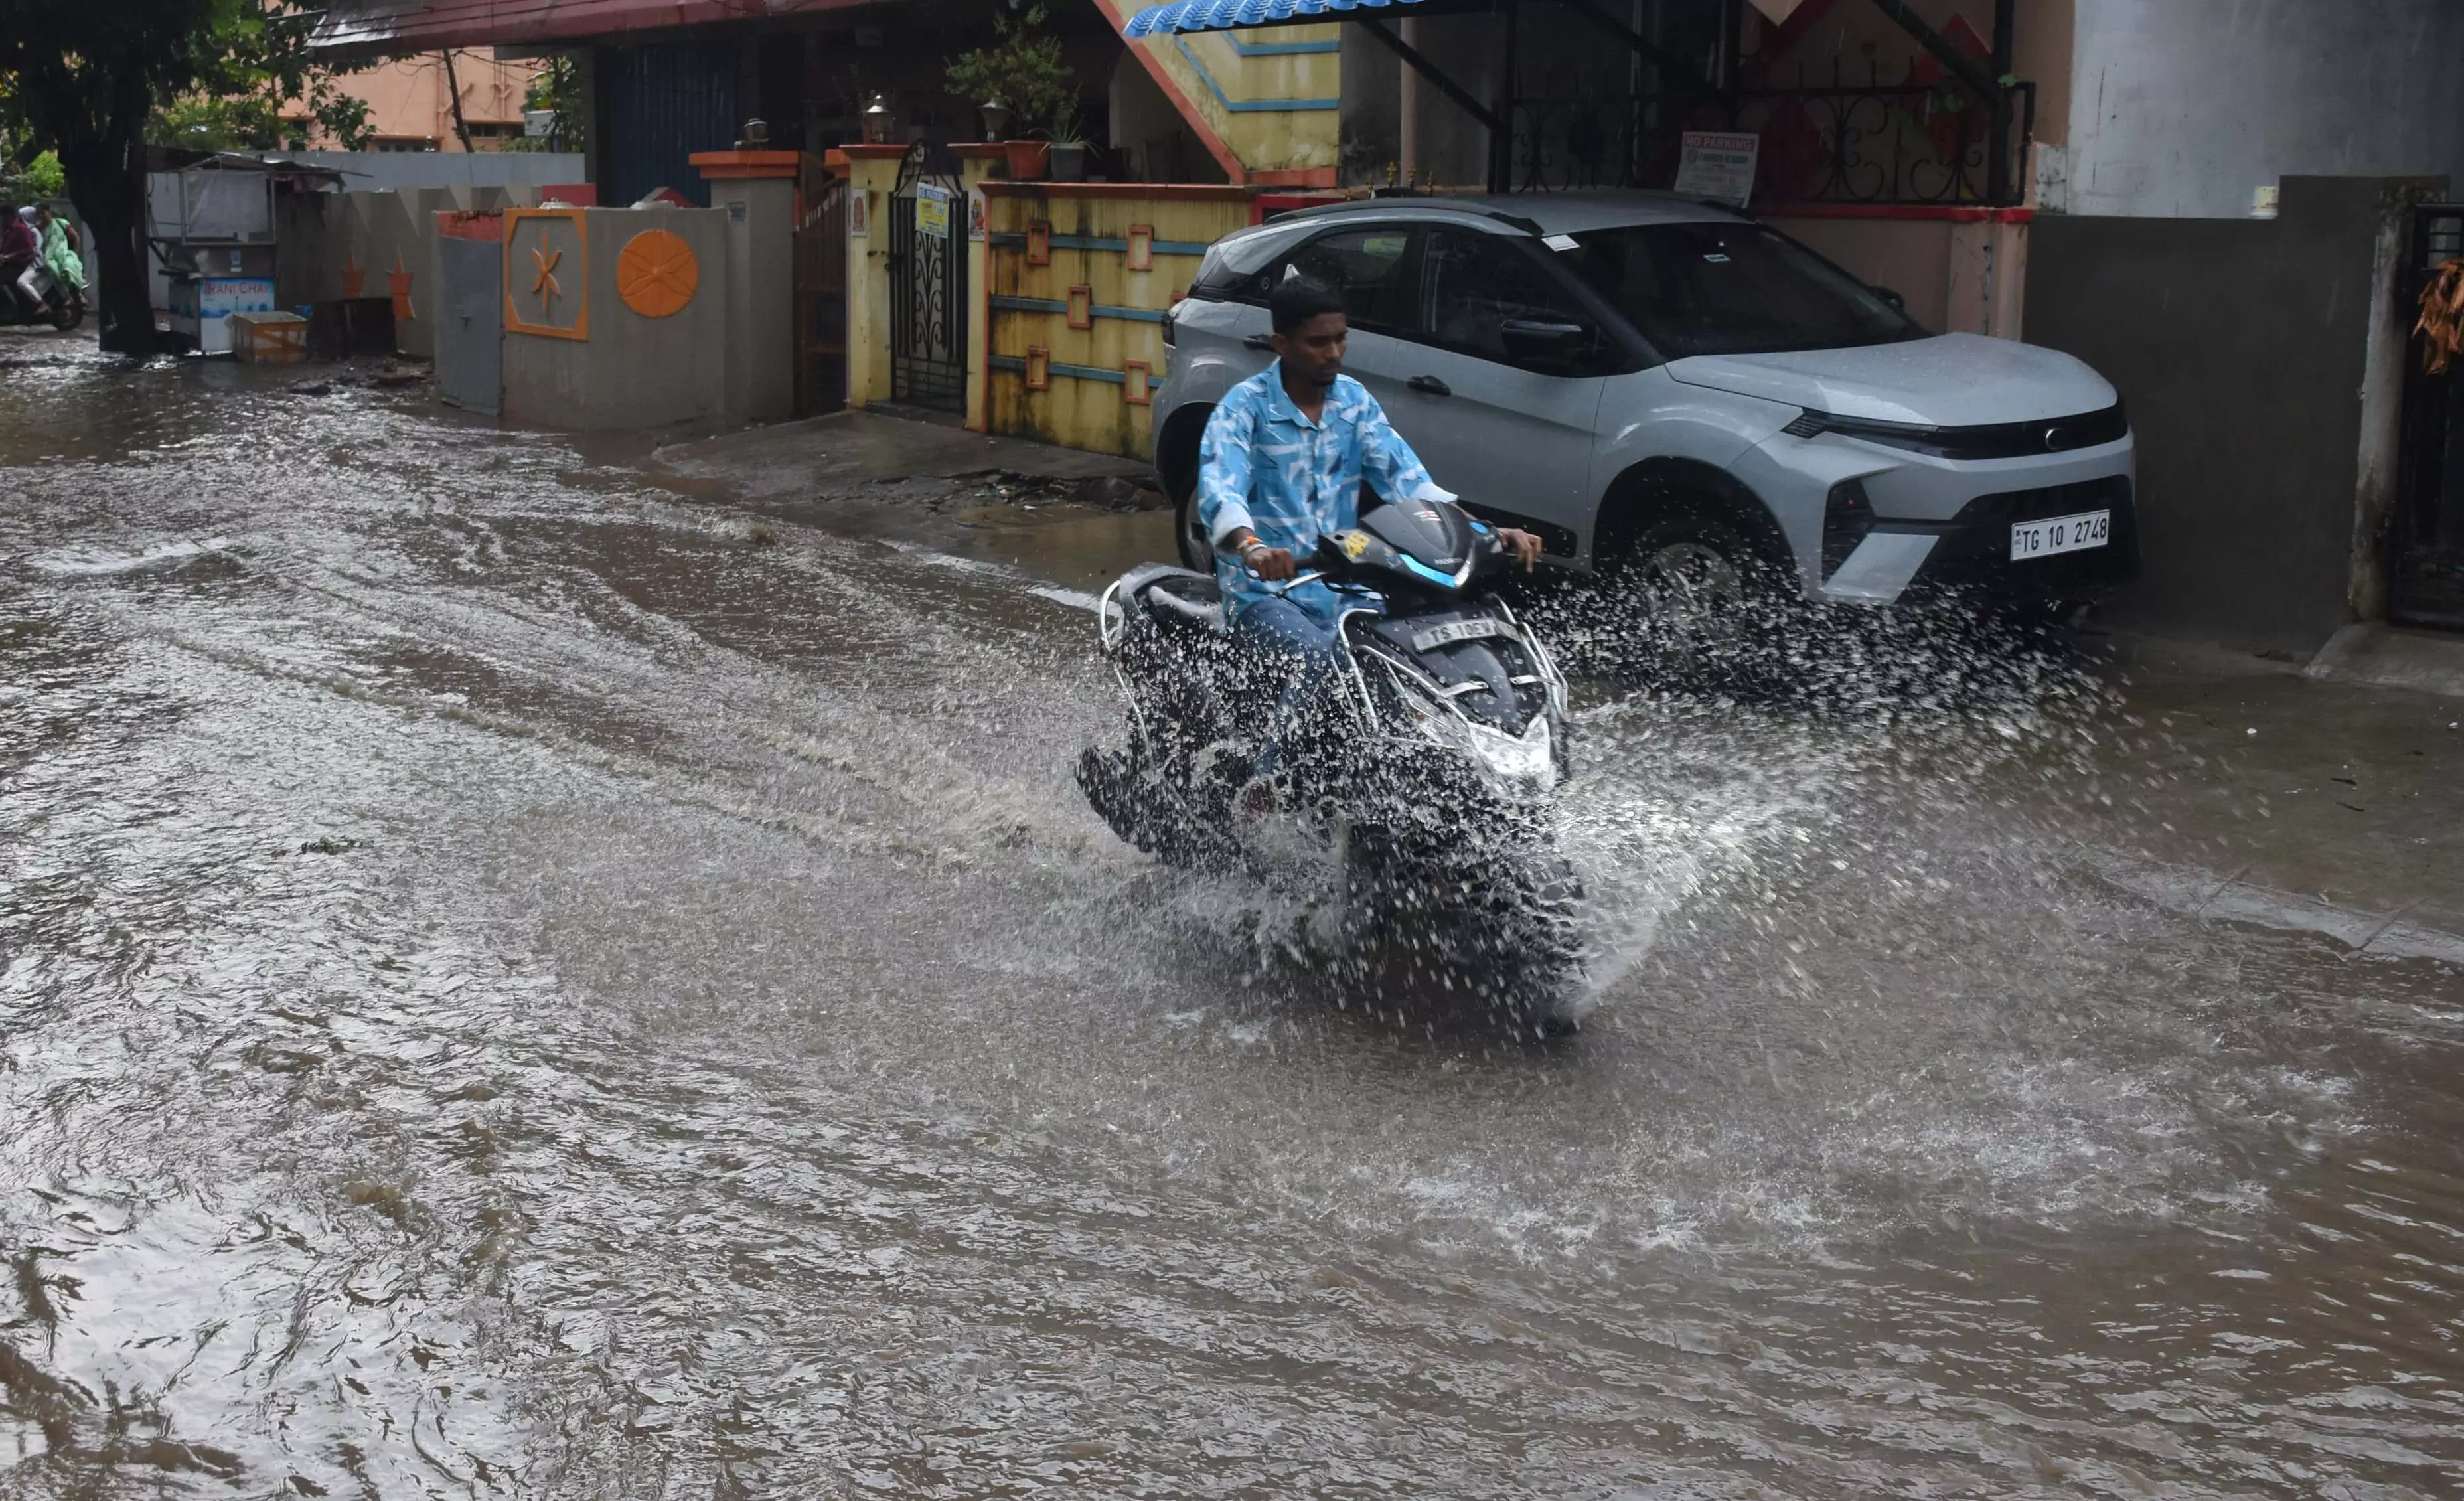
[1232, 595, 1352, 780]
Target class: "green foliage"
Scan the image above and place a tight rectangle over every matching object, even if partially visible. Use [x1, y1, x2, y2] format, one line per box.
[945, 4, 1078, 137]
[0, 3, 373, 156]
[151, 3, 374, 150]
[3, 151, 67, 203]
[151, 93, 286, 151]
[502, 56, 585, 155]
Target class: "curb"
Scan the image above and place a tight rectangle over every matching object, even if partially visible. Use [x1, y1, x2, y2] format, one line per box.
[2305, 622, 2464, 700]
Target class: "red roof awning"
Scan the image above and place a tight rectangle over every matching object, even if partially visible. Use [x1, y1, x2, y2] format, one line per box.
[310, 0, 875, 56]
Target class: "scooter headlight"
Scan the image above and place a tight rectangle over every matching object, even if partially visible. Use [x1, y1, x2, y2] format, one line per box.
[1390, 672, 1559, 796]
[1464, 714, 1557, 792]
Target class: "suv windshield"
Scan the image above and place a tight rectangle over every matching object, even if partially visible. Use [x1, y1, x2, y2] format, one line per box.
[1554, 222, 1923, 358]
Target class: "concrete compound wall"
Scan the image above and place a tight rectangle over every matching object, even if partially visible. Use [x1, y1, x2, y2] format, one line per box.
[278, 151, 585, 195]
[2052, 0, 2464, 218]
[501, 206, 734, 432]
[702, 168, 795, 428]
[2025, 176, 2439, 654]
[293, 185, 542, 357]
[289, 170, 790, 433]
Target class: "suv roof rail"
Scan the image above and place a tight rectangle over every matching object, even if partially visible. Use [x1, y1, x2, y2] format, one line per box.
[1261, 198, 1549, 236]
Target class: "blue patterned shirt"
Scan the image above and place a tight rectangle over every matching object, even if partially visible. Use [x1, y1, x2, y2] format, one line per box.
[1196, 364, 1455, 621]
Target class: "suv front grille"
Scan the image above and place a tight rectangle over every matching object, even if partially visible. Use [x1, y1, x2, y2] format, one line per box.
[1912, 475, 2141, 593]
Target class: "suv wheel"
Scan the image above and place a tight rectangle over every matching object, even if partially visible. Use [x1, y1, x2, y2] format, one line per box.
[1604, 511, 1796, 687]
[1174, 487, 1212, 572]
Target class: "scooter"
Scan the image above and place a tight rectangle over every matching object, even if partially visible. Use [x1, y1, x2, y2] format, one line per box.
[1077, 498, 1587, 1037]
[1, 260, 83, 331]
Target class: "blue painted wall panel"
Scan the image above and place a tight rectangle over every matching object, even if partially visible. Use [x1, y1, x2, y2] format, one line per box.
[598, 42, 739, 209]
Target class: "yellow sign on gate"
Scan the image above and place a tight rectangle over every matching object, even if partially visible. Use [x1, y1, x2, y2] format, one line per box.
[915, 184, 952, 238]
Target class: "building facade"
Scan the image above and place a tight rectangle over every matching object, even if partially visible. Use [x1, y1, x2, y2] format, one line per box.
[295, 52, 538, 153]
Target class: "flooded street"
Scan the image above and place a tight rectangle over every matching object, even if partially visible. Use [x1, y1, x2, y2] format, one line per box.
[4, 339, 2461, 1498]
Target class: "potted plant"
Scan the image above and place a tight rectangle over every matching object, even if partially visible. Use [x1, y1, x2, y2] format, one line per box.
[1005, 138, 1051, 183]
[946, 3, 1075, 179]
[1045, 104, 1089, 183]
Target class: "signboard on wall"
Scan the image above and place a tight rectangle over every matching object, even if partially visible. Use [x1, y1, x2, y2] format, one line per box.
[915, 183, 953, 239]
[1675, 131, 1761, 208]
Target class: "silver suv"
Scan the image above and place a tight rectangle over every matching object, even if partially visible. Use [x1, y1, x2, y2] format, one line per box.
[1153, 193, 2137, 612]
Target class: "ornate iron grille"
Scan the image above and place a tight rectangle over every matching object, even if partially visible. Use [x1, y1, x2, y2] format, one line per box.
[890, 141, 967, 412]
[1509, 56, 2033, 207]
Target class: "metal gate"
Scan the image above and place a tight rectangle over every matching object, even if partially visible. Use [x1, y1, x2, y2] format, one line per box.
[597, 42, 737, 209]
[889, 141, 966, 411]
[435, 234, 502, 415]
[795, 157, 848, 417]
[2393, 204, 2464, 628]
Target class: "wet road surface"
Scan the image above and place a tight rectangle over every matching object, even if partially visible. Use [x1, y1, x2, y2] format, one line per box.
[3, 339, 2461, 1498]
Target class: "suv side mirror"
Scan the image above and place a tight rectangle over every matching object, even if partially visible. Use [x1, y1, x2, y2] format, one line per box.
[1870, 285, 1907, 311]
[1500, 317, 1592, 364]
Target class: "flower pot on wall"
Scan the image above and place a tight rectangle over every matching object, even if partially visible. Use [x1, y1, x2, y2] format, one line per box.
[1049, 144, 1086, 183]
[1004, 140, 1050, 181]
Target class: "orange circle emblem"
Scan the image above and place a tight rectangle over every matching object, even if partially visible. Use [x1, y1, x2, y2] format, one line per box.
[617, 229, 698, 317]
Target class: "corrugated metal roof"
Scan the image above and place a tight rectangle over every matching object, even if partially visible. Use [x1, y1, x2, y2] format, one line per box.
[310, 0, 867, 55]
[1121, 0, 1429, 39]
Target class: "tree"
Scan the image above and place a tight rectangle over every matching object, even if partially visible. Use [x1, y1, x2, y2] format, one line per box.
[504, 56, 586, 155]
[149, 7, 374, 154]
[945, 4, 1077, 138]
[0, 1, 371, 355]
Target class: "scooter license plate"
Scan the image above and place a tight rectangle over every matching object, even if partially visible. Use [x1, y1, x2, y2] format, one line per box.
[2009, 509, 2111, 561]
[1411, 617, 1505, 651]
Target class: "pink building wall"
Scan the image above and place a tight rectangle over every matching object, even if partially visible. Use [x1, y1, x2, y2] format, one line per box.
[299, 52, 536, 151]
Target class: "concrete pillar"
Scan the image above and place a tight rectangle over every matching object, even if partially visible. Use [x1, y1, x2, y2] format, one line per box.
[1399, 17, 1421, 181]
[694, 149, 800, 425]
[835, 144, 909, 409]
[1946, 212, 2029, 341]
[955, 143, 1007, 433]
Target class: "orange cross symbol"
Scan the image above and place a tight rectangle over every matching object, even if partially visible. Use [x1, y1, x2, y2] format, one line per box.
[388, 251, 415, 323]
[530, 244, 563, 307]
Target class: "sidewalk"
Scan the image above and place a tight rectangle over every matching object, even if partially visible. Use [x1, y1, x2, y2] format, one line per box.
[2088, 637, 2464, 961]
[647, 408, 1174, 593]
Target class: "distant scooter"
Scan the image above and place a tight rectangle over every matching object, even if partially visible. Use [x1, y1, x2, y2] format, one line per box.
[1, 260, 84, 332]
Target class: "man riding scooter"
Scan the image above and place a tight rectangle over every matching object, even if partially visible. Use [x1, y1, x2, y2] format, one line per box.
[1195, 277, 1545, 808]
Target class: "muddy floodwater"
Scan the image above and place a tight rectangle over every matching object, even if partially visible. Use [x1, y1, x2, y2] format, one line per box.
[3, 342, 2461, 1498]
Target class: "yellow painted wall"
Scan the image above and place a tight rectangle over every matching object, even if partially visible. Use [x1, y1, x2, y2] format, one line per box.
[982, 185, 1251, 459]
[836, 149, 909, 408]
[1152, 27, 1341, 177]
[1094, 3, 1342, 181]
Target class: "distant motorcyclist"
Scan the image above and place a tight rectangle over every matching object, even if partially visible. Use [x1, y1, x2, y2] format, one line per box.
[0, 200, 39, 319]
[34, 205, 84, 298]
[1196, 277, 1541, 799]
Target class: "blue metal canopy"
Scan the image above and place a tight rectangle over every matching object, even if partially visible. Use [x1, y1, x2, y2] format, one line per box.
[1121, 0, 1433, 39]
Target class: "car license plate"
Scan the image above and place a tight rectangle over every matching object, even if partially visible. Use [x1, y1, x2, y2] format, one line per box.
[2009, 509, 2112, 561]
[1411, 617, 1504, 651]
